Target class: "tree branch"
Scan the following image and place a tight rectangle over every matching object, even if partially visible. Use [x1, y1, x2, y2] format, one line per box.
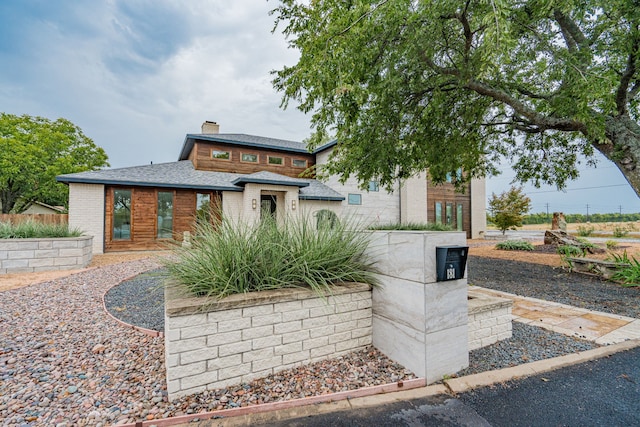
[615, 27, 640, 115]
[553, 9, 588, 51]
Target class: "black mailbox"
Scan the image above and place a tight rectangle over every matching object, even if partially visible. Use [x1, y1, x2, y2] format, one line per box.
[436, 245, 469, 281]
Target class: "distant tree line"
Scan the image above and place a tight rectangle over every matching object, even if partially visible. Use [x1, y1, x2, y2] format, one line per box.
[522, 212, 640, 224]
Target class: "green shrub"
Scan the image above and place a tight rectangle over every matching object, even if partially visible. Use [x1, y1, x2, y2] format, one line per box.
[612, 226, 629, 238]
[605, 240, 619, 250]
[495, 240, 534, 251]
[0, 220, 82, 239]
[557, 245, 584, 258]
[609, 251, 640, 287]
[164, 215, 377, 298]
[576, 225, 594, 237]
[369, 222, 453, 231]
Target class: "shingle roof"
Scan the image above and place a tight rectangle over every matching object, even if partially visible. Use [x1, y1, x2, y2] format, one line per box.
[56, 161, 344, 201]
[179, 133, 311, 160]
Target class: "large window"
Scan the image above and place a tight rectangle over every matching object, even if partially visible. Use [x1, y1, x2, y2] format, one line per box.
[113, 189, 131, 240]
[292, 159, 307, 168]
[241, 153, 258, 163]
[457, 204, 463, 231]
[435, 202, 442, 224]
[157, 191, 174, 238]
[268, 156, 283, 165]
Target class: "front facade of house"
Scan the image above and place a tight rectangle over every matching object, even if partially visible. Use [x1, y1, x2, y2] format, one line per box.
[58, 121, 486, 254]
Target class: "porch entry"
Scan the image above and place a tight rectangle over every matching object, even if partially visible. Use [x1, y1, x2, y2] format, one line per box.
[261, 194, 277, 220]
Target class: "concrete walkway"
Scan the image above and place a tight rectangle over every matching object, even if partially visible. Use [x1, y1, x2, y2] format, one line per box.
[470, 286, 640, 345]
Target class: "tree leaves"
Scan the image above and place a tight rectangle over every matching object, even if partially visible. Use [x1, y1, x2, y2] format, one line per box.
[272, 0, 640, 196]
[0, 113, 109, 213]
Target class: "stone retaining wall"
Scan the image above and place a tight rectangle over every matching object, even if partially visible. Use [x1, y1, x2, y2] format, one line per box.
[0, 236, 93, 274]
[468, 290, 513, 351]
[165, 283, 372, 400]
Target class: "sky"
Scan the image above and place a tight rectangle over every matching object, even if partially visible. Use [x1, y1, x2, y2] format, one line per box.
[0, 0, 638, 215]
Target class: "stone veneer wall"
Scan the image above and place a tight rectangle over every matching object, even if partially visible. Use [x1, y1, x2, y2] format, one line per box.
[467, 290, 513, 351]
[367, 231, 470, 384]
[165, 283, 372, 400]
[0, 236, 93, 274]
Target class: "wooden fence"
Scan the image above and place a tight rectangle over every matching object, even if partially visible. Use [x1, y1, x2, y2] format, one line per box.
[0, 214, 69, 225]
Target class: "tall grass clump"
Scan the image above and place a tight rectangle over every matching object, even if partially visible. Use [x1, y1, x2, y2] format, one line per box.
[369, 222, 453, 231]
[495, 240, 534, 251]
[164, 215, 377, 298]
[609, 251, 640, 287]
[0, 220, 82, 239]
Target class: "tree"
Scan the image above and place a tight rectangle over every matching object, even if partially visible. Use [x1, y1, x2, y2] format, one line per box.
[272, 1, 640, 196]
[0, 113, 109, 213]
[488, 186, 531, 234]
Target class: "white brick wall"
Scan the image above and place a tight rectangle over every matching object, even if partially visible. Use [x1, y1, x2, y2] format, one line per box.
[0, 236, 93, 274]
[68, 183, 104, 254]
[467, 291, 512, 351]
[165, 283, 372, 400]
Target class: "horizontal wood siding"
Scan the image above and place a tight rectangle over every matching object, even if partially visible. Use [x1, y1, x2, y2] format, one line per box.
[427, 180, 472, 238]
[105, 186, 222, 252]
[0, 214, 68, 225]
[193, 142, 315, 178]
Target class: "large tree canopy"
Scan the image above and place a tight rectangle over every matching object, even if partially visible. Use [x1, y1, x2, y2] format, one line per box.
[0, 113, 109, 213]
[272, 0, 640, 196]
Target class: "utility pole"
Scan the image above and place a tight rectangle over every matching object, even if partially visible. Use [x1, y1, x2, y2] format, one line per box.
[586, 204, 590, 222]
[545, 203, 550, 224]
[619, 205, 623, 221]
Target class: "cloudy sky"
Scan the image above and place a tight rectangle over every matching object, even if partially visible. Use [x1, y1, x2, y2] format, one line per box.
[1, 0, 638, 215]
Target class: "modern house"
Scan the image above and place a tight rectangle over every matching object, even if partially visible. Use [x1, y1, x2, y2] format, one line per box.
[57, 121, 486, 254]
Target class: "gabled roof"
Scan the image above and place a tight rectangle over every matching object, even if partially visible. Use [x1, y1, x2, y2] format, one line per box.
[56, 161, 344, 201]
[232, 171, 310, 188]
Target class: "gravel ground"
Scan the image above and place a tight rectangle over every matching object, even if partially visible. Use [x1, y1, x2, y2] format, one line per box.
[468, 256, 640, 319]
[2, 254, 635, 425]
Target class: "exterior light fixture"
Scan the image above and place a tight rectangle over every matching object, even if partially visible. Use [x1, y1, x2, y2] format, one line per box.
[252, 199, 257, 210]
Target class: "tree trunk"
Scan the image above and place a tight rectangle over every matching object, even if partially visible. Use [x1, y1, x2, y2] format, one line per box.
[600, 115, 640, 198]
[0, 189, 17, 214]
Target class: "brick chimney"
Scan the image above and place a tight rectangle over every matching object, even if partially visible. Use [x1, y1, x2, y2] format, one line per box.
[201, 121, 219, 134]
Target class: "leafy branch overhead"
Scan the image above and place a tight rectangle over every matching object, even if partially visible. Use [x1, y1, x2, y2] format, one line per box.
[0, 113, 109, 213]
[272, 0, 640, 196]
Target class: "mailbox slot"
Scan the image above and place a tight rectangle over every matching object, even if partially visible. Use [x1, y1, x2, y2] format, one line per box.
[436, 245, 469, 281]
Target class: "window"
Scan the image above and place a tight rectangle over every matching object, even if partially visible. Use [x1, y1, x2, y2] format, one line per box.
[292, 159, 307, 168]
[113, 189, 131, 240]
[368, 181, 379, 192]
[435, 202, 442, 224]
[268, 156, 283, 165]
[445, 172, 452, 183]
[212, 150, 230, 160]
[446, 203, 453, 225]
[196, 193, 211, 224]
[157, 191, 174, 238]
[348, 193, 362, 205]
[241, 153, 258, 163]
[457, 204, 463, 231]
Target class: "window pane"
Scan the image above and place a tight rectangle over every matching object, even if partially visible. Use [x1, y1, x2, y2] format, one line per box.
[457, 204, 463, 231]
[446, 203, 453, 225]
[292, 159, 307, 167]
[435, 202, 442, 224]
[348, 194, 362, 205]
[241, 153, 258, 162]
[268, 156, 283, 165]
[113, 189, 131, 240]
[157, 191, 173, 238]
[368, 181, 379, 192]
[196, 193, 211, 224]
[212, 150, 230, 159]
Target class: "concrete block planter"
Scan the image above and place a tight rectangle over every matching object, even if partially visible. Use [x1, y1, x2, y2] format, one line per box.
[468, 289, 513, 350]
[165, 283, 372, 400]
[366, 231, 470, 384]
[0, 235, 93, 274]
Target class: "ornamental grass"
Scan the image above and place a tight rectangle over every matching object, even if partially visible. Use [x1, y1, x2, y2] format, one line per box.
[0, 220, 82, 239]
[164, 215, 377, 298]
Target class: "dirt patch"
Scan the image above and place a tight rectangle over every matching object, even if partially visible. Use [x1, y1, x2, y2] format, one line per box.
[0, 251, 168, 292]
[469, 239, 640, 268]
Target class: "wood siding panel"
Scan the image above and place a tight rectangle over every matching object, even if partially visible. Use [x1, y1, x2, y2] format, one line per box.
[427, 180, 472, 238]
[193, 142, 315, 178]
[105, 186, 222, 252]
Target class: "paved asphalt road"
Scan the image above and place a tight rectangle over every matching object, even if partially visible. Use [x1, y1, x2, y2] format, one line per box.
[253, 346, 640, 427]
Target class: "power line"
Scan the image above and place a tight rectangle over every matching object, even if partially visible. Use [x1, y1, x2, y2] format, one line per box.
[526, 184, 629, 194]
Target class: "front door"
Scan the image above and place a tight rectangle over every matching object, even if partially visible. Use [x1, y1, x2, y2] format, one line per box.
[261, 195, 277, 220]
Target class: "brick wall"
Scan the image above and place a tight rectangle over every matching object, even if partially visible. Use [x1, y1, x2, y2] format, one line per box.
[467, 290, 513, 351]
[68, 183, 105, 254]
[165, 283, 372, 400]
[0, 236, 93, 274]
